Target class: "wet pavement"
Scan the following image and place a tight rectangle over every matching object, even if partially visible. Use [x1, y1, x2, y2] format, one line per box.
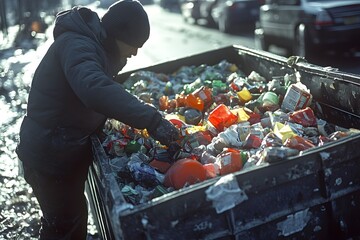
[0, 22, 99, 240]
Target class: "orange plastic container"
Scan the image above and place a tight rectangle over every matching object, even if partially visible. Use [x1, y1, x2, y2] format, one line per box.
[207, 104, 238, 132]
[164, 158, 207, 190]
[216, 148, 246, 176]
[185, 94, 204, 112]
[192, 86, 213, 108]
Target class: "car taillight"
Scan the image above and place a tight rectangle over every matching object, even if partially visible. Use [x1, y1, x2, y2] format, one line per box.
[315, 10, 334, 26]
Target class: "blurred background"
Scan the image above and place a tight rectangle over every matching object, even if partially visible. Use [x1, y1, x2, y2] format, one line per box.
[1, 0, 359, 73]
[0, 0, 359, 239]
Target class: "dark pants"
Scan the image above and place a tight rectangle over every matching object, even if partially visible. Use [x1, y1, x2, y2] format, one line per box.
[23, 163, 89, 240]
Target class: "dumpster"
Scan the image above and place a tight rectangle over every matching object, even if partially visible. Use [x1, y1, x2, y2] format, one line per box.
[85, 45, 360, 240]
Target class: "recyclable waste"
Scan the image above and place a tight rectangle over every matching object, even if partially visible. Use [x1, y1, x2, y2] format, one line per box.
[164, 158, 207, 190]
[99, 60, 360, 205]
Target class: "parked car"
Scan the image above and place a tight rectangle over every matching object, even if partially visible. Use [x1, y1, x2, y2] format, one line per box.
[255, 0, 360, 59]
[180, 0, 203, 23]
[199, 0, 220, 25]
[211, 0, 261, 33]
[180, 0, 221, 25]
[180, 0, 261, 28]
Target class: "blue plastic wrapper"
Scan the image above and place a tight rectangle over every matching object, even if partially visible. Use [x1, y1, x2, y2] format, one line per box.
[127, 157, 164, 188]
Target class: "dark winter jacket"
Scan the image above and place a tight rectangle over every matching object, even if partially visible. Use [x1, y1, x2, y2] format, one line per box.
[16, 7, 161, 176]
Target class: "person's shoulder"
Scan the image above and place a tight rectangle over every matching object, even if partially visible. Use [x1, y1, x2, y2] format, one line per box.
[55, 32, 99, 49]
[56, 31, 91, 41]
[54, 32, 106, 61]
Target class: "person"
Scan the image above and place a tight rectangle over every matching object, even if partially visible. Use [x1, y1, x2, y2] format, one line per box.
[15, 0, 180, 239]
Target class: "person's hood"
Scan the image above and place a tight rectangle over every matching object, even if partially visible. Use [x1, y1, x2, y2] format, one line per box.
[53, 6, 106, 44]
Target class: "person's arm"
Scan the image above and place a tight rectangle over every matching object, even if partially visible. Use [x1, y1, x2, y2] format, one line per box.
[58, 35, 179, 145]
[58, 35, 159, 129]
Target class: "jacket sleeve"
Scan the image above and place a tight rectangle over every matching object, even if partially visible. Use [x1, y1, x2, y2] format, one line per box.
[57, 34, 162, 130]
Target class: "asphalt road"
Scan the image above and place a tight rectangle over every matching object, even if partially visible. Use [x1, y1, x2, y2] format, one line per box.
[123, 4, 257, 71]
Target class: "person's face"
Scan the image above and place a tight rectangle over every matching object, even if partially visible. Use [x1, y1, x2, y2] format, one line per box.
[115, 39, 138, 59]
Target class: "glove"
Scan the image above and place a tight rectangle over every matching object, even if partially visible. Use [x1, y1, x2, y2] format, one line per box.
[148, 118, 180, 146]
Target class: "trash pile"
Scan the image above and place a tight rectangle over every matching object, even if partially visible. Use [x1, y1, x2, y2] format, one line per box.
[100, 60, 359, 205]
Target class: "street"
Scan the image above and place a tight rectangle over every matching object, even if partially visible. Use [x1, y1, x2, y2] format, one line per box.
[125, 4, 360, 75]
[118, 5, 256, 72]
[0, 2, 360, 239]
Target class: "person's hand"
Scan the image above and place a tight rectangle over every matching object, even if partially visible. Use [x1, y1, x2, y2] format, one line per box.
[148, 118, 180, 146]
